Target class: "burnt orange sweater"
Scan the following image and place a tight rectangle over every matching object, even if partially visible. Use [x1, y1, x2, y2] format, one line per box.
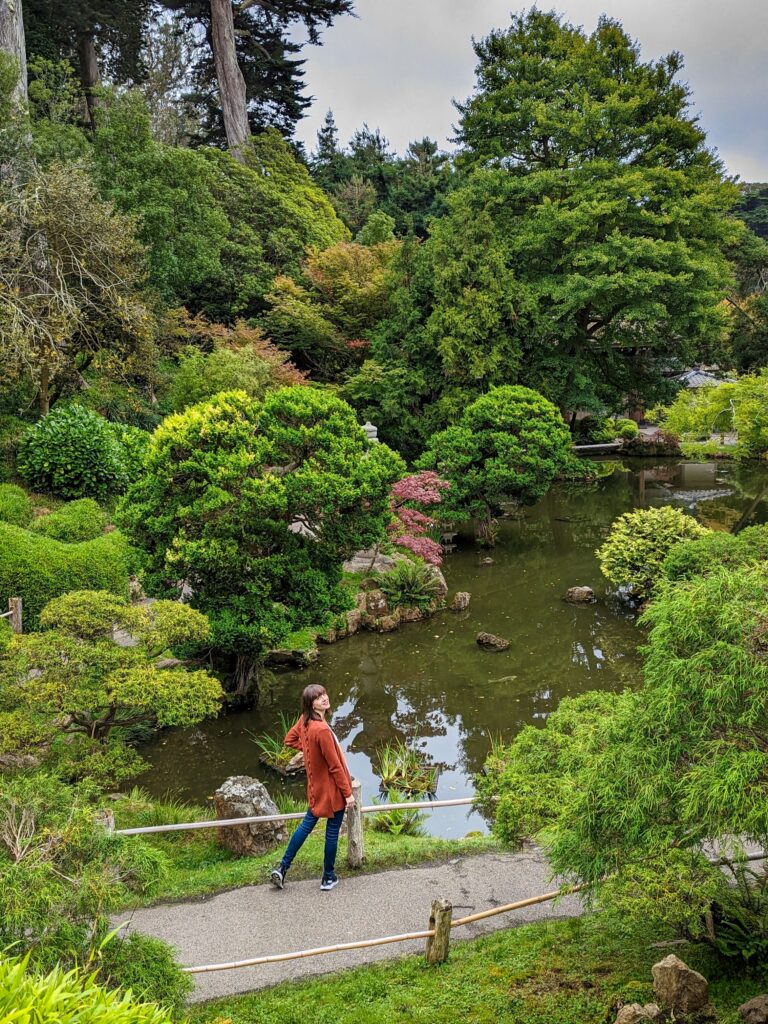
[284, 717, 353, 818]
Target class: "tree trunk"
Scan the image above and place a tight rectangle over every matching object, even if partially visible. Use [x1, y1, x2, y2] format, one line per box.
[76, 30, 102, 128]
[0, 0, 27, 104]
[209, 0, 250, 159]
[37, 359, 50, 416]
[233, 653, 260, 699]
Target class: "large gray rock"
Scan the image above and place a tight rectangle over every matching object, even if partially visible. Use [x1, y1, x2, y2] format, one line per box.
[565, 585, 595, 604]
[739, 995, 768, 1023]
[213, 776, 287, 857]
[614, 1005, 663, 1024]
[450, 592, 471, 612]
[652, 955, 709, 1016]
[476, 632, 510, 652]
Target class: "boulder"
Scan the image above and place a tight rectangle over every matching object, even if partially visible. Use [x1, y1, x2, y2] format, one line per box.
[614, 1005, 663, 1024]
[374, 612, 402, 632]
[345, 608, 362, 635]
[739, 995, 768, 1023]
[343, 549, 398, 575]
[266, 646, 319, 668]
[365, 588, 390, 618]
[430, 566, 449, 600]
[400, 606, 424, 623]
[450, 592, 471, 612]
[652, 955, 709, 1016]
[213, 776, 287, 857]
[565, 585, 595, 604]
[480, 557, 494, 566]
[476, 631, 510, 652]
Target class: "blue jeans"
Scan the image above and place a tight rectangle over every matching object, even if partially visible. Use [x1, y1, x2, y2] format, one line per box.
[281, 807, 345, 879]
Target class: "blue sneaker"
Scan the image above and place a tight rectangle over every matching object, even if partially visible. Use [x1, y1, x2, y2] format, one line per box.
[270, 865, 286, 889]
[320, 873, 339, 891]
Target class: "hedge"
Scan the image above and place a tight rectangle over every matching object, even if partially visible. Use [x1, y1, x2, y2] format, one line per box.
[0, 483, 33, 527]
[0, 523, 131, 628]
[31, 498, 107, 543]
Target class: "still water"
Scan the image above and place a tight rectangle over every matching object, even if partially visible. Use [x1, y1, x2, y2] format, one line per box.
[139, 459, 768, 836]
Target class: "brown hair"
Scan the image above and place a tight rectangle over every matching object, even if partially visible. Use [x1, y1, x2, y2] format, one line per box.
[301, 684, 327, 726]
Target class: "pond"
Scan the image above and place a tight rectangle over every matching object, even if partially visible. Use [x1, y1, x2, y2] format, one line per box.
[138, 459, 768, 836]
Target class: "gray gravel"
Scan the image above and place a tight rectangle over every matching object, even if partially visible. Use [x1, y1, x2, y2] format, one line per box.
[115, 848, 583, 1003]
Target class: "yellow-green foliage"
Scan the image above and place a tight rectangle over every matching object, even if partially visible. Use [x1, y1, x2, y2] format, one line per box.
[30, 498, 107, 542]
[0, 591, 222, 787]
[657, 372, 768, 459]
[0, 483, 32, 526]
[0, 954, 175, 1023]
[596, 506, 709, 599]
[0, 523, 131, 628]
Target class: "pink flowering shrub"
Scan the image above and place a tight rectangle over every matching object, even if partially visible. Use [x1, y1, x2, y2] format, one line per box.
[388, 471, 450, 566]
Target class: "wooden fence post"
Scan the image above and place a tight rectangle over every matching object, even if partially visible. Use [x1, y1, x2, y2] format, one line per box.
[8, 597, 21, 634]
[346, 778, 364, 868]
[425, 898, 452, 965]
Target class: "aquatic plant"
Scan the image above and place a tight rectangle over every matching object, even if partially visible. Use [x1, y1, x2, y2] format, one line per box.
[374, 740, 438, 794]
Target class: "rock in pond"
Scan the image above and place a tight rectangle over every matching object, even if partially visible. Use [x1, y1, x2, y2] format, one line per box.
[213, 776, 287, 856]
[565, 585, 595, 604]
[450, 592, 471, 612]
[476, 631, 510, 651]
[652, 955, 710, 1017]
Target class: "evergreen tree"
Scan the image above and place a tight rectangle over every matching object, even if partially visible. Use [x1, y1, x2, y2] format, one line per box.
[311, 108, 345, 190]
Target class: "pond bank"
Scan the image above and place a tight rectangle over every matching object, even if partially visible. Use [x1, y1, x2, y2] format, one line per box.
[137, 459, 768, 837]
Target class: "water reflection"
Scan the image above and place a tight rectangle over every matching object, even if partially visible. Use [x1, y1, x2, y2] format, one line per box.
[139, 459, 768, 836]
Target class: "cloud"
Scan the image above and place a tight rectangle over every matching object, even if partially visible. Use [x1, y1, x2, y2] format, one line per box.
[292, 0, 767, 180]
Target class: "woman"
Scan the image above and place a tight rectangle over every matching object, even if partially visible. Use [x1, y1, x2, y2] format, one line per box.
[270, 683, 355, 891]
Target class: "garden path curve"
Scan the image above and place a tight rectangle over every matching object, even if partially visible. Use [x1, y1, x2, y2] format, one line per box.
[116, 848, 584, 1004]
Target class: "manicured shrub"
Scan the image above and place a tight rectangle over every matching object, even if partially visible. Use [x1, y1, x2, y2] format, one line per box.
[417, 386, 572, 544]
[0, 955, 176, 1024]
[663, 524, 768, 583]
[596, 506, 710, 599]
[615, 418, 639, 440]
[30, 498, 107, 542]
[18, 405, 131, 499]
[0, 483, 32, 526]
[108, 423, 152, 484]
[0, 523, 131, 628]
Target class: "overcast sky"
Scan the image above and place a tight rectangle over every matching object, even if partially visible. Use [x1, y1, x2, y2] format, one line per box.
[292, 0, 767, 181]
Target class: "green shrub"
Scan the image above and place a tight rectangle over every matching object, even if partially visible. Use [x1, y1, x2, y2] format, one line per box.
[30, 498, 107, 542]
[17, 405, 132, 500]
[0, 523, 131, 628]
[0, 483, 32, 526]
[663, 525, 768, 583]
[110, 424, 152, 485]
[98, 932, 193, 1015]
[615, 418, 640, 440]
[373, 558, 443, 610]
[0, 954, 175, 1023]
[596, 506, 710, 599]
[574, 415, 615, 443]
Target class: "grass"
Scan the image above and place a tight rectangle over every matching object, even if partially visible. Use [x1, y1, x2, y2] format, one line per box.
[111, 790, 499, 907]
[187, 912, 768, 1024]
[248, 712, 298, 771]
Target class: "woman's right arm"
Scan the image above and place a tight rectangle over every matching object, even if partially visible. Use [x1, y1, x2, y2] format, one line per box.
[284, 719, 302, 750]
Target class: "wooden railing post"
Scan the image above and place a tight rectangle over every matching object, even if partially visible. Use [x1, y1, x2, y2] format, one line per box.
[425, 898, 452, 965]
[8, 597, 21, 634]
[346, 778, 364, 868]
